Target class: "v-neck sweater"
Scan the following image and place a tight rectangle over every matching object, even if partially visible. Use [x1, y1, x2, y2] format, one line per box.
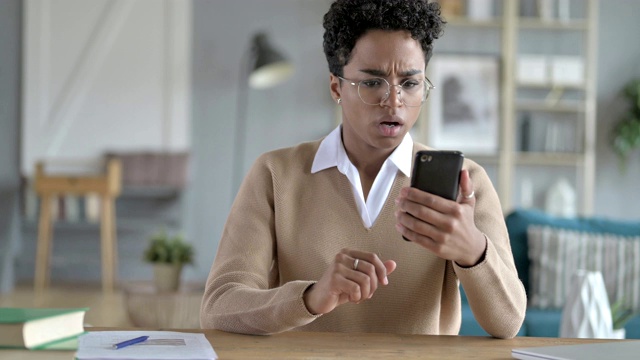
[200, 139, 526, 338]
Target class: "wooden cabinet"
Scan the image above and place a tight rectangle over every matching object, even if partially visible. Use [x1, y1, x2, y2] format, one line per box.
[33, 159, 121, 293]
[20, 179, 185, 287]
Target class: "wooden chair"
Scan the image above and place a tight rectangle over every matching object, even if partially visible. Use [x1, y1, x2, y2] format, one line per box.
[33, 159, 122, 294]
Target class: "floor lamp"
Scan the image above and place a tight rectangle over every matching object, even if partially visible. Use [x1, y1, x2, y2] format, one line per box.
[232, 32, 294, 199]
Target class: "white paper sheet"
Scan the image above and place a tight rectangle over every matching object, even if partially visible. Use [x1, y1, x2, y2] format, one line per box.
[76, 331, 217, 360]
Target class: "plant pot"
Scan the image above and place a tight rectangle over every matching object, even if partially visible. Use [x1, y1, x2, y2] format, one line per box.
[153, 263, 183, 292]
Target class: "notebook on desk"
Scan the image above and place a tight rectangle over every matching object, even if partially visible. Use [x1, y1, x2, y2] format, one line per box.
[512, 341, 640, 360]
[76, 331, 217, 360]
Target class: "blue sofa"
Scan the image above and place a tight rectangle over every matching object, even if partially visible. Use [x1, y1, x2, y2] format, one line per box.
[459, 209, 640, 338]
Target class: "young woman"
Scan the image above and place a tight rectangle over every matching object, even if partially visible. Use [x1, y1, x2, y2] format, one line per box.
[200, 0, 526, 338]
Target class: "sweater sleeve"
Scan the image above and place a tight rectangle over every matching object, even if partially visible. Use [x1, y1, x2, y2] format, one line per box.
[453, 161, 527, 339]
[200, 153, 320, 334]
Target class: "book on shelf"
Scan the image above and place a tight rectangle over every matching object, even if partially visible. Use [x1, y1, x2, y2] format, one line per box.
[0, 307, 87, 350]
[85, 193, 101, 223]
[65, 194, 81, 223]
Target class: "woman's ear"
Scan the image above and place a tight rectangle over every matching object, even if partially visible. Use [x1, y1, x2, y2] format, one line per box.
[329, 74, 342, 104]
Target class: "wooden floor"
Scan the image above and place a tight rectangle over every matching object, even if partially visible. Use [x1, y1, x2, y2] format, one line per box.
[0, 282, 133, 327]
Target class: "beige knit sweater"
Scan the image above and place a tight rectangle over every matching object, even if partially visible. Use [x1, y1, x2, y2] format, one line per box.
[200, 140, 526, 338]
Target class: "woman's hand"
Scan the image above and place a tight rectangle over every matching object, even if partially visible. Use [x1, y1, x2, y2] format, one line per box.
[394, 169, 486, 267]
[303, 249, 396, 315]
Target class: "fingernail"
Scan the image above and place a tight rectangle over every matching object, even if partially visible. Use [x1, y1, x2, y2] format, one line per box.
[383, 276, 388, 285]
[395, 224, 402, 232]
[395, 198, 400, 205]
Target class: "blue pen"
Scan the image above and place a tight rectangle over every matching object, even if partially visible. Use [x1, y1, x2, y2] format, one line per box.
[112, 335, 149, 349]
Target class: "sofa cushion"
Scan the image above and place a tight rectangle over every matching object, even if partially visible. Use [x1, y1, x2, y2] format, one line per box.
[525, 308, 563, 337]
[624, 316, 640, 339]
[527, 225, 640, 311]
[459, 304, 490, 336]
[505, 209, 640, 296]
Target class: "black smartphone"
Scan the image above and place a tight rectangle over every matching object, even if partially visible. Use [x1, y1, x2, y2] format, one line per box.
[410, 150, 464, 201]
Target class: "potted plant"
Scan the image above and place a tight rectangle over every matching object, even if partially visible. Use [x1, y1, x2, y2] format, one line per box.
[611, 298, 639, 339]
[610, 78, 640, 171]
[143, 229, 194, 292]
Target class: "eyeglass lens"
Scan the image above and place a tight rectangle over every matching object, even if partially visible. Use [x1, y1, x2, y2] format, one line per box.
[357, 78, 428, 107]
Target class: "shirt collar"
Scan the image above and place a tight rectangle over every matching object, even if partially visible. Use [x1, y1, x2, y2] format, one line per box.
[311, 125, 413, 177]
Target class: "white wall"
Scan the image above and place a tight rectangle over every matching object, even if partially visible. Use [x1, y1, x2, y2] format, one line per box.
[0, 0, 22, 293]
[21, 0, 191, 176]
[0, 0, 21, 188]
[593, 1, 640, 220]
[188, 0, 335, 279]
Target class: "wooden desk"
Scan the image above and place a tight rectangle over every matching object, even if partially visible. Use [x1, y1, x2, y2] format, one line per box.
[2, 329, 622, 360]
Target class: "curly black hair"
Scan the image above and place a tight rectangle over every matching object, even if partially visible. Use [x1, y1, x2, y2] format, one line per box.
[323, 0, 445, 77]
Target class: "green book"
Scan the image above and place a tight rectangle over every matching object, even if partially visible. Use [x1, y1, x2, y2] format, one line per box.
[0, 307, 88, 350]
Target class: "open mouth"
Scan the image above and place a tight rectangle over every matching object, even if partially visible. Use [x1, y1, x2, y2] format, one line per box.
[381, 121, 400, 127]
[378, 120, 403, 137]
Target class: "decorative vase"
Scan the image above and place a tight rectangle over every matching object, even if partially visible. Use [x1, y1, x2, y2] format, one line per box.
[611, 328, 626, 339]
[559, 270, 613, 338]
[153, 263, 183, 292]
[466, 0, 493, 20]
[545, 178, 576, 218]
[537, 0, 554, 21]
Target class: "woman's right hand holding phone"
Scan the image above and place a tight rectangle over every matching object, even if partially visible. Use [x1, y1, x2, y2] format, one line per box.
[395, 169, 487, 267]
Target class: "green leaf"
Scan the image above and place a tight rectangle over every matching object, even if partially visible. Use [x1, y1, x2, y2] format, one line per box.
[143, 229, 194, 265]
[611, 298, 640, 330]
[610, 79, 640, 170]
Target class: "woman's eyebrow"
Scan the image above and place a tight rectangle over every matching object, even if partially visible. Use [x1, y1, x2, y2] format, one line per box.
[359, 68, 387, 77]
[399, 69, 423, 77]
[359, 68, 423, 77]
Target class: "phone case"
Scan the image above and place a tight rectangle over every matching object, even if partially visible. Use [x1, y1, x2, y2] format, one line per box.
[410, 150, 464, 201]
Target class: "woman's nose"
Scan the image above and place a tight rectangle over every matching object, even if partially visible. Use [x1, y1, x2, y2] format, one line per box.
[382, 86, 403, 107]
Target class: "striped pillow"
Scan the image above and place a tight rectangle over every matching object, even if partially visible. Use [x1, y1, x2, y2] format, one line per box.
[527, 225, 640, 311]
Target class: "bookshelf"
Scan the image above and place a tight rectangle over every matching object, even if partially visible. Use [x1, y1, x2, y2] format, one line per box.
[508, 0, 598, 215]
[423, 0, 598, 215]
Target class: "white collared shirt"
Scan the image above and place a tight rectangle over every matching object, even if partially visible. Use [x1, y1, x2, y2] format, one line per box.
[311, 125, 413, 228]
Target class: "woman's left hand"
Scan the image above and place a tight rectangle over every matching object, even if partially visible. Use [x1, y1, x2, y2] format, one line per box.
[395, 169, 486, 267]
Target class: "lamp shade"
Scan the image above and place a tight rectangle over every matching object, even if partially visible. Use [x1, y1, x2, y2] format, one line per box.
[248, 33, 294, 89]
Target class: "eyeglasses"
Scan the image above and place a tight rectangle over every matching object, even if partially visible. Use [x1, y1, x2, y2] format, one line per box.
[337, 76, 435, 107]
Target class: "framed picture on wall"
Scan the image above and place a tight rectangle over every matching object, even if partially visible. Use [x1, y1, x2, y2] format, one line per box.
[426, 55, 500, 154]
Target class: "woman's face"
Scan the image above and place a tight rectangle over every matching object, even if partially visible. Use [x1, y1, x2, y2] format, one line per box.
[331, 30, 426, 159]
